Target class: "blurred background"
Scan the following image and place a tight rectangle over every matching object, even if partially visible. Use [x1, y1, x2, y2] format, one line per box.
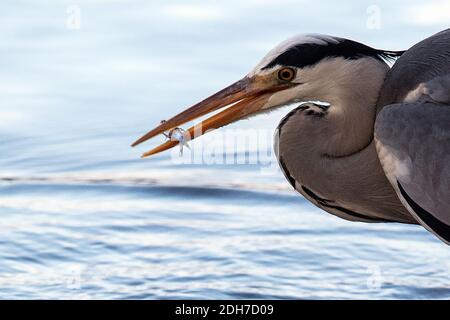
[0, 0, 449, 299]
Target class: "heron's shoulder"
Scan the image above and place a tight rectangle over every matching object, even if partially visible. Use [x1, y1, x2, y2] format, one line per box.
[377, 29, 450, 110]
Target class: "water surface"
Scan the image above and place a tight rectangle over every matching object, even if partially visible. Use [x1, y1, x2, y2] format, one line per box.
[1, 1, 450, 299]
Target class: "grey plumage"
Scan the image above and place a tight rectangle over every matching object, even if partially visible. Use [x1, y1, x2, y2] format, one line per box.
[425, 75, 450, 103]
[373, 29, 450, 243]
[133, 29, 450, 244]
[275, 29, 450, 243]
[375, 102, 450, 243]
[377, 29, 450, 110]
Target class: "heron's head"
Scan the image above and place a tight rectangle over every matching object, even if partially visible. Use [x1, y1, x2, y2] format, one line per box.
[132, 34, 403, 157]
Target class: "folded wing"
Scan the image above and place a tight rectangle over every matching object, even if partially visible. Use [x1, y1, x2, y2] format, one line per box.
[375, 95, 450, 244]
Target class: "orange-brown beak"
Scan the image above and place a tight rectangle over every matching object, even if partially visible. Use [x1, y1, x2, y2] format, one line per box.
[131, 75, 291, 158]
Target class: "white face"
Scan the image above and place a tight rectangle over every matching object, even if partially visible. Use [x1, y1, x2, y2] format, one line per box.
[246, 34, 344, 111]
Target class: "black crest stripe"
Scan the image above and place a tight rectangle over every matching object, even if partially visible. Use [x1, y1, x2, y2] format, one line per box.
[263, 38, 404, 70]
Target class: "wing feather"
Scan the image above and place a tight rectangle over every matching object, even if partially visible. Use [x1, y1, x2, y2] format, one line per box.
[375, 101, 450, 244]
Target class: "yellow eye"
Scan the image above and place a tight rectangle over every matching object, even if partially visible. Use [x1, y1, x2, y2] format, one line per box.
[277, 67, 296, 82]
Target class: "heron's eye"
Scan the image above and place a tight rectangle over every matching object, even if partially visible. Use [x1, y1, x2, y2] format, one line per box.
[278, 68, 296, 82]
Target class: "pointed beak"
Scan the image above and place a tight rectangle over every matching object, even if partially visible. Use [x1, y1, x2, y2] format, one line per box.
[132, 75, 291, 158]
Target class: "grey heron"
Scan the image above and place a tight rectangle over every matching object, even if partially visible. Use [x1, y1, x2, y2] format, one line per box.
[132, 29, 450, 244]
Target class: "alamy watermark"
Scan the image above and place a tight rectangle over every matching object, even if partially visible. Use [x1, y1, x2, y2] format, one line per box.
[366, 5, 382, 30]
[160, 126, 281, 175]
[66, 5, 82, 30]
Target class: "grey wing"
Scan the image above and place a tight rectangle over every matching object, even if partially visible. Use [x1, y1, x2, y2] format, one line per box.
[375, 101, 450, 244]
[377, 28, 450, 110]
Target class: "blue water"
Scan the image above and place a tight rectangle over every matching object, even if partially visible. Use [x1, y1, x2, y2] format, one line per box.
[1, 1, 450, 299]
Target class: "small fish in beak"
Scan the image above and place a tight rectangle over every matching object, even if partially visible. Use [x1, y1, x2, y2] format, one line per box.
[160, 120, 191, 156]
[133, 74, 295, 158]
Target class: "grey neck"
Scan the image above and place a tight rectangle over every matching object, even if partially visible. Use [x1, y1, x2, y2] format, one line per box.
[274, 58, 414, 223]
